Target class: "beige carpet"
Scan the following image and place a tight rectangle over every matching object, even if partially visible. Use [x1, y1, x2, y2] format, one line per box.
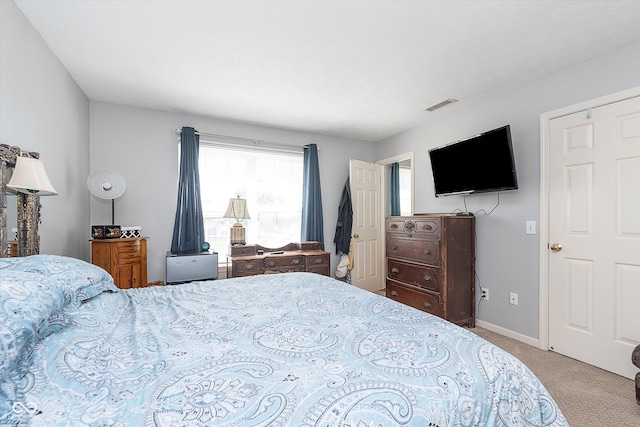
[471, 326, 640, 426]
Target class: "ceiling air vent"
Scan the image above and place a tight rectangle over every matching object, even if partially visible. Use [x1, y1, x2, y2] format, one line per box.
[425, 98, 458, 112]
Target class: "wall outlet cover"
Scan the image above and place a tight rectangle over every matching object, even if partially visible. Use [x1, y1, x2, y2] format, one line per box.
[526, 221, 536, 235]
[509, 292, 519, 305]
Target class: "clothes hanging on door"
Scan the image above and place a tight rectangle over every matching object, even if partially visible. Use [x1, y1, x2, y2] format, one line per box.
[333, 178, 352, 254]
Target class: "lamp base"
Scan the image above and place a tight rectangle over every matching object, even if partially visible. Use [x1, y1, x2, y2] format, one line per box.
[229, 223, 246, 246]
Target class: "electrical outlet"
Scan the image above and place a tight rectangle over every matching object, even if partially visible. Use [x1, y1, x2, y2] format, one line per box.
[509, 292, 519, 305]
[481, 288, 489, 301]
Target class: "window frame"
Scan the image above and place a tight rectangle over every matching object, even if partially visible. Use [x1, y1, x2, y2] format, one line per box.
[197, 141, 304, 262]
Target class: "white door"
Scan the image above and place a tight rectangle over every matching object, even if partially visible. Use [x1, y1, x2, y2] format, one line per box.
[349, 159, 383, 292]
[548, 95, 640, 379]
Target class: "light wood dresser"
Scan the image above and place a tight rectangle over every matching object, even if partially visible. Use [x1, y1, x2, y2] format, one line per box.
[90, 237, 148, 289]
[385, 214, 475, 327]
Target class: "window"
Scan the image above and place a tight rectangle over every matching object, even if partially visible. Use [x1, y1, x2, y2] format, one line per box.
[199, 143, 303, 259]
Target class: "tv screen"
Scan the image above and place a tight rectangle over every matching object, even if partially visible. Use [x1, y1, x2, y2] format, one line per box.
[428, 125, 518, 197]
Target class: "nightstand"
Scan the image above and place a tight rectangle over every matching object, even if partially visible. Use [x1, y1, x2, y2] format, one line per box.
[90, 237, 148, 289]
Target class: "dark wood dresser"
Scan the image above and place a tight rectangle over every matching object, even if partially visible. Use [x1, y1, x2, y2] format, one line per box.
[385, 214, 475, 327]
[227, 242, 330, 278]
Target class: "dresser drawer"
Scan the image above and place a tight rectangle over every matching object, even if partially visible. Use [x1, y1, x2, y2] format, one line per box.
[386, 218, 440, 238]
[234, 259, 264, 276]
[386, 279, 441, 316]
[306, 254, 329, 268]
[230, 245, 257, 256]
[387, 258, 440, 292]
[115, 240, 143, 253]
[264, 255, 305, 273]
[387, 237, 439, 266]
[305, 254, 330, 276]
[118, 251, 141, 265]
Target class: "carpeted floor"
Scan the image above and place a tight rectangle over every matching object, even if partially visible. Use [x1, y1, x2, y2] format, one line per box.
[471, 326, 640, 426]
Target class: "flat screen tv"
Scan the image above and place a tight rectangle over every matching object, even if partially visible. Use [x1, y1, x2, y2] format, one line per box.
[428, 125, 518, 197]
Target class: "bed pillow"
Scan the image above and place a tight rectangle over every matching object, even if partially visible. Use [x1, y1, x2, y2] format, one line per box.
[0, 270, 69, 384]
[0, 254, 118, 305]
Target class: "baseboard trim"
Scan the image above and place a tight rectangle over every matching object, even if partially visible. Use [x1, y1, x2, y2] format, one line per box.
[475, 319, 540, 348]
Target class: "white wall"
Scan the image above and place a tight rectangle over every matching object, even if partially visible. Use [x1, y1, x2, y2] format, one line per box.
[375, 40, 640, 339]
[1, 1, 90, 259]
[89, 101, 374, 282]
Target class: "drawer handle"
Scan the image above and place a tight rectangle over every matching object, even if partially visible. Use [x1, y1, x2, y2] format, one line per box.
[245, 264, 254, 270]
[424, 225, 433, 231]
[314, 259, 322, 264]
[291, 259, 300, 265]
[391, 290, 399, 297]
[391, 267, 400, 274]
[266, 261, 275, 267]
[424, 275, 434, 282]
[423, 302, 433, 309]
[423, 250, 432, 255]
[390, 224, 398, 229]
[391, 245, 399, 251]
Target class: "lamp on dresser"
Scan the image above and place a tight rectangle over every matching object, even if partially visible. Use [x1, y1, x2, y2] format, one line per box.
[224, 195, 250, 245]
[7, 155, 58, 256]
[7, 156, 58, 196]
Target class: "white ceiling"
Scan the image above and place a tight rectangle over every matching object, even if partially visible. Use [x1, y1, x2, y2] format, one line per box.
[15, 0, 640, 142]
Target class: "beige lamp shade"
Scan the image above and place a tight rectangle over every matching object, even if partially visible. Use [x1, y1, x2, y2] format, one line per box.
[7, 156, 58, 196]
[223, 196, 250, 223]
[223, 196, 250, 245]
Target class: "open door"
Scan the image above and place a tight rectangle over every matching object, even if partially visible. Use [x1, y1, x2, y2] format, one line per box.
[349, 159, 383, 292]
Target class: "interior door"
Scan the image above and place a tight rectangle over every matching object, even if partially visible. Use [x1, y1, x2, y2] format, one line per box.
[349, 159, 383, 292]
[548, 95, 640, 379]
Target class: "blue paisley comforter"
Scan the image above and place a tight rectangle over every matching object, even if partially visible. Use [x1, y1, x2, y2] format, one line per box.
[1, 256, 567, 426]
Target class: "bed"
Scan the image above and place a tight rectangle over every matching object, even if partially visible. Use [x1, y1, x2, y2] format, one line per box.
[1, 255, 567, 426]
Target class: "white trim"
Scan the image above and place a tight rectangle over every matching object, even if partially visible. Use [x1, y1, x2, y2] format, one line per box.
[377, 151, 415, 216]
[475, 319, 540, 348]
[538, 85, 640, 352]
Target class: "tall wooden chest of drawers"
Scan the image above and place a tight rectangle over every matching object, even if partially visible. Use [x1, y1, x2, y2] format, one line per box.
[385, 215, 475, 327]
[91, 237, 148, 289]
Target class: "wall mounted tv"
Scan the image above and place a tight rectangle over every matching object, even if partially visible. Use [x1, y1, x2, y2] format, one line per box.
[428, 125, 518, 197]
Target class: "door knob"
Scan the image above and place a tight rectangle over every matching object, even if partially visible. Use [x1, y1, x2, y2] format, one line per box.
[353, 233, 359, 238]
[550, 243, 563, 252]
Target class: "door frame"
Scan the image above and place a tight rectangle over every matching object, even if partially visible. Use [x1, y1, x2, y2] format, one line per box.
[377, 152, 414, 289]
[378, 151, 415, 217]
[538, 85, 640, 351]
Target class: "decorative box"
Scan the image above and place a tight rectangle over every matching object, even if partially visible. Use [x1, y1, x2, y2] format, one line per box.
[121, 226, 142, 238]
[105, 225, 121, 238]
[91, 225, 106, 239]
[91, 225, 121, 239]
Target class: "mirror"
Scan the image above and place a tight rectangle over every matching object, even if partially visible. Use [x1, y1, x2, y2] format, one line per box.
[0, 144, 41, 258]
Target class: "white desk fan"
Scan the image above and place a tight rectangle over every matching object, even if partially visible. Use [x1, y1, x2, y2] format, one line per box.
[87, 170, 126, 225]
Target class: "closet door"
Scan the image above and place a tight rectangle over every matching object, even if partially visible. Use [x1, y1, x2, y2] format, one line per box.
[548, 95, 640, 379]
